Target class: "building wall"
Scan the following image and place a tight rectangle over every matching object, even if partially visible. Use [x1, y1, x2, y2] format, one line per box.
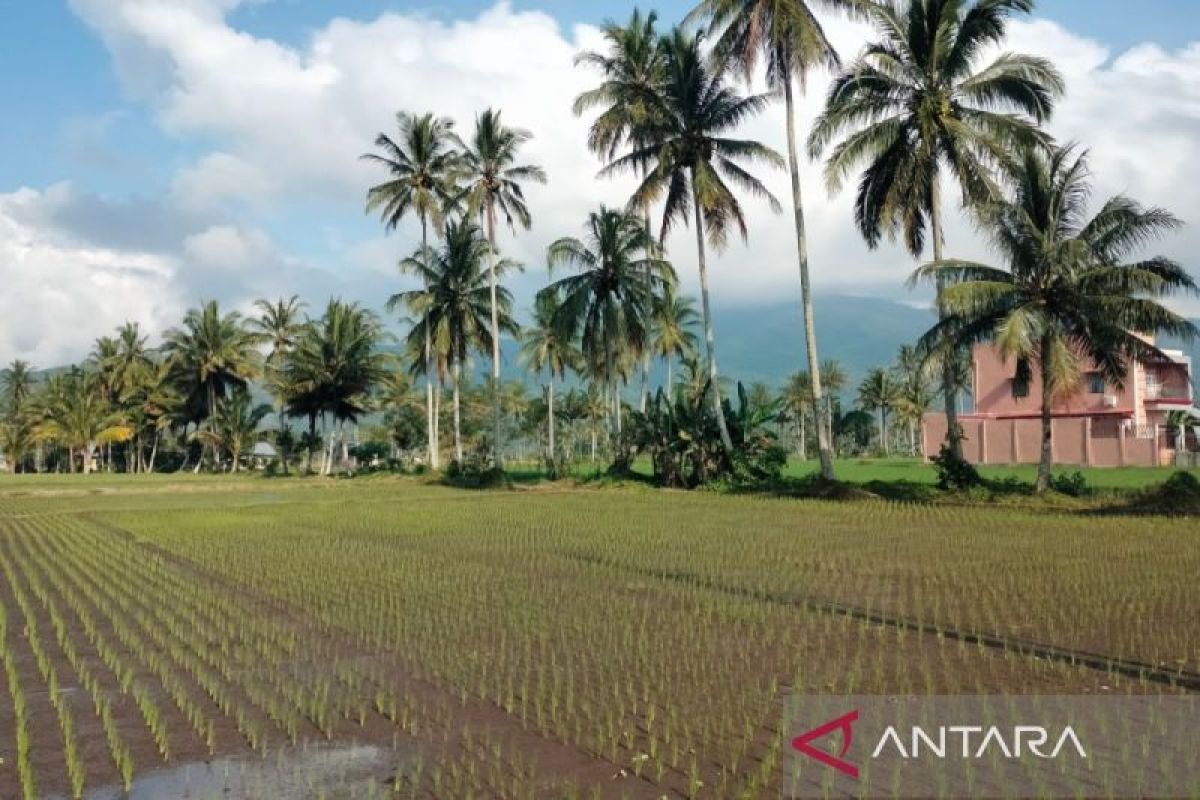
[972, 345, 1137, 418]
[923, 414, 1164, 468]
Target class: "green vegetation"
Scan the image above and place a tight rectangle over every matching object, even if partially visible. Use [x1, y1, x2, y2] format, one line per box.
[0, 476, 1194, 798]
[783, 457, 1200, 490]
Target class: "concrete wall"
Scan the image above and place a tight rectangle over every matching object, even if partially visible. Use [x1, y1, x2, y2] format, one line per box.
[923, 413, 1163, 468]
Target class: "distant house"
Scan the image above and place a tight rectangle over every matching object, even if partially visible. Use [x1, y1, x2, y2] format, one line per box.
[924, 338, 1199, 467]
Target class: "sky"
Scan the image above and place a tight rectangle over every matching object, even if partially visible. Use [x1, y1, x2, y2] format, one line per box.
[1, 0, 1199, 366]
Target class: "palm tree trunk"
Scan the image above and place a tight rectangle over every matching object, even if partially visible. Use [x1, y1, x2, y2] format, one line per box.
[784, 78, 835, 480]
[799, 411, 807, 461]
[149, 429, 161, 473]
[1037, 337, 1054, 493]
[485, 205, 504, 470]
[690, 173, 734, 455]
[930, 172, 963, 459]
[434, 378, 442, 466]
[547, 379, 555, 460]
[665, 357, 672, 396]
[421, 215, 439, 471]
[206, 381, 219, 473]
[306, 415, 316, 474]
[640, 191, 654, 414]
[453, 356, 463, 463]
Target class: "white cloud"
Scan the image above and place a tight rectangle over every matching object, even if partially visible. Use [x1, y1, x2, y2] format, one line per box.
[172, 152, 275, 212]
[0, 186, 186, 366]
[11, 2, 1200, 367]
[183, 224, 273, 269]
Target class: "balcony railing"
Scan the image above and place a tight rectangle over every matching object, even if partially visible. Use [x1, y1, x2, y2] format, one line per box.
[1145, 385, 1191, 401]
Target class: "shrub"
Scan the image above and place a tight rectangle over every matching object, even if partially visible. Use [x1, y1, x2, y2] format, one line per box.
[444, 448, 507, 489]
[1050, 471, 1089, 497]
[931, 443, 982, 491]
[626, 381, 786, 489]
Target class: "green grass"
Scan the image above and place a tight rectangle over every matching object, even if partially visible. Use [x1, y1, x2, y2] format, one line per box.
[783, 457, 1200, 489]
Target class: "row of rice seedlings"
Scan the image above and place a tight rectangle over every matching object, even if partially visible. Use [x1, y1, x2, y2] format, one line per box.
[0, 588, 37, 799]
[33, 517, 282, 754]
[101, 485, 1187, 798]
[15, 532, 142, 788]
[0, 538, 87, 798]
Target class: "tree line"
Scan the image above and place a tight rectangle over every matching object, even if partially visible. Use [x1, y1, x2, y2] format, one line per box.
[2, 0, 1195, 490]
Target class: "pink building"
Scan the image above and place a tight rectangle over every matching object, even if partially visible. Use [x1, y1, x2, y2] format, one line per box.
[924, 340, 1199, 468]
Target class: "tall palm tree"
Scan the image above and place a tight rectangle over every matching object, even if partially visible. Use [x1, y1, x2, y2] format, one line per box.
[782, 371, 814, 459]
[458, 109, 546, 468]
[603, 28, 784, 454]
[163, 301, 263, 471]
[1, 360, 36, 419]
[894, 345, 937, 455]
[574, 8, 669, 411]
[520, 290, 582, 461]
[809, 0, 1065, 458]
[284, 300, 389, 475]
[687, 0, 856, 479]
[858, 367, 900, 455]
[913, 145, 1198, 491]
[650, 289, 700, 392]
[391, 219, 520, 462]
[252, 295, 306, 465]
[253, 296, 306, 364]
[542, 207, 673, 438]
[109, 323, 154, 399]
[820, 358, 846, 449]
[193, 389, 272, 473]
[36, 371, 132, 474]
[363, 111, 462, 471]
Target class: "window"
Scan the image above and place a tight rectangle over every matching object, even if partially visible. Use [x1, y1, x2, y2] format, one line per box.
[1086, 372, 1105, 394]
[1012, 378, 1029, 399]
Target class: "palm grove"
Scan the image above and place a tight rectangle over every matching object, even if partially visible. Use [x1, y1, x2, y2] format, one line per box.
[1, 0, 1194, 491]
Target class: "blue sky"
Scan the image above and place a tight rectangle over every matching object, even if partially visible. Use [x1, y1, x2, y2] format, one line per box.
[1, 1, 1198, 364]
[3, 1, 1198, 193]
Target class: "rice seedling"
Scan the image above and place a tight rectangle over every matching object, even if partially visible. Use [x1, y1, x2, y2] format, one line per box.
[0, 479, 1193, 797]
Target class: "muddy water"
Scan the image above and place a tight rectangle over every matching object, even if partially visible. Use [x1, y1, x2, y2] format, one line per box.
[83, 743, 399, 800]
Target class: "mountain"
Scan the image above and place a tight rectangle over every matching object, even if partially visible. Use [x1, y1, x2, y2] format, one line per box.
[486, 293, 936, 392]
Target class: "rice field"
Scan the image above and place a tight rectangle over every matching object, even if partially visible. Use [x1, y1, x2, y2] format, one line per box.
[0, 476, 1195, 798]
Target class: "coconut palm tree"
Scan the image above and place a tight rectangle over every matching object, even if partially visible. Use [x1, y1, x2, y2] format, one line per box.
[687, 0, 857, 478]
[193, 389, 272, 473]
[1, 360, 36, 419]
[391, 219, 520, 463]
[36, 370, 132, 474]
[458, 108, 546, 468]
[603, 28, 784, 454]
[809, 0, 1065, 458]
[894, 345, 937, 455]
[253, 296, 306, 364]
[364, 111, 462, 470]
[252, 295, 306, 463]
[574, 8, 669, 411]
[858, 367, 900, 455]
[650, 289, 700, 393]
[520, 290, 582, 462]
[913, 145, 1198, 491]
[782, 371, 814, 459]
[163, 301, 263, 472]
[284, 300, 389, 475]
[109, 323, 154, 399]
[542, 207, 673, 439]
[819, 358, 846, 449]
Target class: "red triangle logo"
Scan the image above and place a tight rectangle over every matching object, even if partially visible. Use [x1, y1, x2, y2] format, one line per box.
[791, 710, 860, 779]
